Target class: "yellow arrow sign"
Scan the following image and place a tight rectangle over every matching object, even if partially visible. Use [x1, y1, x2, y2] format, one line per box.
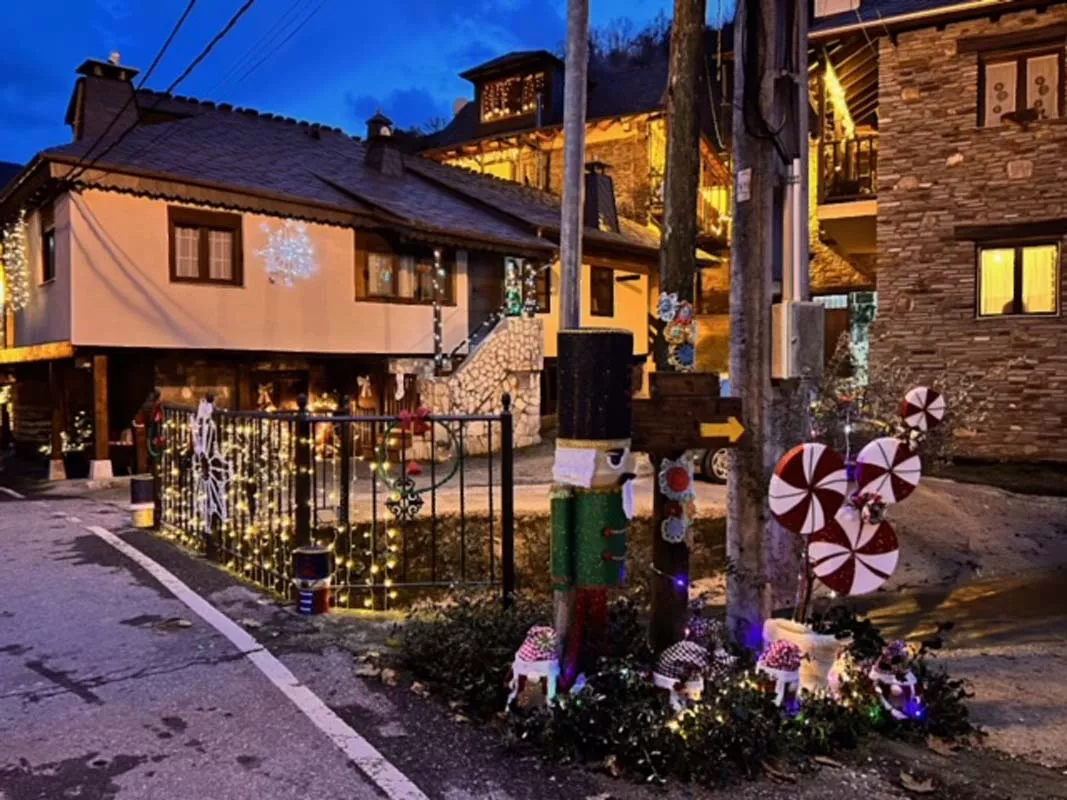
[699, 417, 745, 443]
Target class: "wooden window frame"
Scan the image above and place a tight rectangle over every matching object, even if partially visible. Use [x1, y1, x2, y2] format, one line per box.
[975, 241, 1060, 318]
[40, 205, 56, 285]
[167, 206, 243, 286]
[977, 45, 1065, 128]
[590, 265, 615, 317]
[356, 238, 455, 306]
[535, 264, 551, 314]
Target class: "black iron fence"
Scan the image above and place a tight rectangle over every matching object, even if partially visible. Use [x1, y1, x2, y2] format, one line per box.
[158, 394, 515, 610]
[820, 134, 878, 202]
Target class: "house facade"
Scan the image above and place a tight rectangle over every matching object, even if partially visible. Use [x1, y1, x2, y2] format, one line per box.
[0, 57, 660, 477]
[813, 0, 1067, 461]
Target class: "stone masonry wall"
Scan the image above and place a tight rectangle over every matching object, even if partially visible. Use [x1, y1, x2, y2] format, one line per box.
[873, 7, 1067, 460]
[419, 317, 544, 455]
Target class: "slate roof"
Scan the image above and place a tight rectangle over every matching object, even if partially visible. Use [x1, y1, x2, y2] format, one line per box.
[33, 87, 663, 258]
[811, 0, 1008, 35]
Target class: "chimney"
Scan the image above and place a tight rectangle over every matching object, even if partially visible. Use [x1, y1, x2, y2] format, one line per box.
[583, 161, 619, 233]
[66, 56, 142, 142]
[453, 98, 469, 117]
[364, 112, 404, 176]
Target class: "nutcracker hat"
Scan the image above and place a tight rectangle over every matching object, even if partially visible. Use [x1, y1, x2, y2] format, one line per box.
[556, 329, 634, 446]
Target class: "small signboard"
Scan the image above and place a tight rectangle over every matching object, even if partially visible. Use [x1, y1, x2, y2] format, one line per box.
[737, 168, 752, 203]
[632, 373, 744, 453]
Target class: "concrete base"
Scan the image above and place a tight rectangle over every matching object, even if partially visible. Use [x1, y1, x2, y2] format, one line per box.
[89, 459, 114, 481]
[47, 459, 67, 481]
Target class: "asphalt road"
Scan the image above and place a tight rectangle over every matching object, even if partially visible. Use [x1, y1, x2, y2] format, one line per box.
[0, 491, 384, 800]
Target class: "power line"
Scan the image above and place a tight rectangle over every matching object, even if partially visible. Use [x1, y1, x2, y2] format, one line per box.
[64, 0, 258, 188]
[236, 0, 327, 84]
[215, 0, 312, 89]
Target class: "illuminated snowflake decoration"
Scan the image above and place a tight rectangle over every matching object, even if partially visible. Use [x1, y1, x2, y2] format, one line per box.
[258, 220, 317, 287]
[192, 399, 231, 531]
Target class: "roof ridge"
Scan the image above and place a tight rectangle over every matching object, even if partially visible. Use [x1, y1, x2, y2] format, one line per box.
[407, 156, 559, 208]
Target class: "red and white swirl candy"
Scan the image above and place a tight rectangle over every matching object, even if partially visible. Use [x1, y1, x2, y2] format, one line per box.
[769, 443, 849, 536]
[809, 506, 900, 595]
[901, 386, 945, 432]
[855, 436, 922, 504]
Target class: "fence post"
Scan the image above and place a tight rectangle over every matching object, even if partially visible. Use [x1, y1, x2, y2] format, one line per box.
[295, 394, 312, 548]
[500, 392, 516, 607]
[336, 398, 351, 529]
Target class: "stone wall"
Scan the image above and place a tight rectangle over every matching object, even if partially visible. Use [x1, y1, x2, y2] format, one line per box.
[547, 125, 652, 224]
[873, 7, 1067, 460]
[419, 316, 544, 454]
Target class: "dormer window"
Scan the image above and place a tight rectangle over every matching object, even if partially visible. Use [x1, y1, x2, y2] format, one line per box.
[481, 72, 545, 123]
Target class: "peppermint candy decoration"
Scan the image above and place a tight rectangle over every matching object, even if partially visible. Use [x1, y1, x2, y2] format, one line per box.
[769, 443, 849, 535]
[901, 386, 945, 432]
[855, 437, 922, 504]
[809, 506, 899, 596]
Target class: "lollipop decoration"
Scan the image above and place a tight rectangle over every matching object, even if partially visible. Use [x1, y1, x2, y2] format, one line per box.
[769, 443, 849, 535]
[901, 386, 945, 433]
[808, 506, 900, 596]
[855, 437, 922, 505]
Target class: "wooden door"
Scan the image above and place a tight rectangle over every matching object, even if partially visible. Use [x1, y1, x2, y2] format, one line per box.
[467, 252, 505, 347]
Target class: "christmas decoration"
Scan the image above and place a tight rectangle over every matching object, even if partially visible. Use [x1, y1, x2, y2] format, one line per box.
[507, 626, 560, 709]
[656, 291, 697, 372]
[191, 398, 231, 531]
[653, 640, 709, 711]
[551, 329, 636, 689]
[757, 640, 802, 707]
[1, 209, 31, 312]
[504, 258, 523, 316]
[901, 386, 946, 432]
[855, 436, 922, 504]
[658, 455, 696, 545]
[257, 219, 317, 286]
[808, 506, 899, 596]
[869, 640, 923, 721]
[769, 442, 849, 535]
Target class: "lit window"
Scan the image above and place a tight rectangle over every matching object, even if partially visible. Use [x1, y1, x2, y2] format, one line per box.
[362, 250, 450, 304]
[980, 48, 1062, 127]
[480, 73, 545, 122]
[978, 243, 1059, 316]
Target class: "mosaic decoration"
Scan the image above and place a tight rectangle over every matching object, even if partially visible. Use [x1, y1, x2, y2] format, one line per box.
[656, 291, 697, 372]
[769, 442, 849, 535]
[191, 399, 231, 531]
[258, 220, 317, 287]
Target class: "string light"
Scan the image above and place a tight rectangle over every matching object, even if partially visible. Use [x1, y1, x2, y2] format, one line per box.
[1, 209, 31, 312]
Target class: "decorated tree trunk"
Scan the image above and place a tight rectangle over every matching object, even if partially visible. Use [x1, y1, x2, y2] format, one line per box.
[551, 330, 636, 689]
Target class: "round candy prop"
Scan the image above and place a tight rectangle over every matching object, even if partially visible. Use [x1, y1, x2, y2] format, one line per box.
[901, 386, 945, 432]
[808, 507, 899, 596]
[855, 437, 922, 504]
[769, 443, 848, 535]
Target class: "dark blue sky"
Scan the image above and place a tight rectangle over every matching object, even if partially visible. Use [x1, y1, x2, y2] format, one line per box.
[0, 0, 734, 165]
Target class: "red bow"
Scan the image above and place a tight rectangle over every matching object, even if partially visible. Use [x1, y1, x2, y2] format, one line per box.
[398, 406, 431, 436]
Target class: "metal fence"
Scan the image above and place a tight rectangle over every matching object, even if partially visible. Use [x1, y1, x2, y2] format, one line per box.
[158, 394, 515, 610]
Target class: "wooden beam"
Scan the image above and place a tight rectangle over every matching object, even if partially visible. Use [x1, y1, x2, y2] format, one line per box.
[957, 22, 1067, 54]
[49, 362, 64, 461]
[0, 341, 74, 365]
[955, 217, 1067, 241]
[93, 354, 109, 462]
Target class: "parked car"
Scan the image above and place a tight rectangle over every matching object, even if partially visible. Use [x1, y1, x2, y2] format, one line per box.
[694, 375, 731, 484]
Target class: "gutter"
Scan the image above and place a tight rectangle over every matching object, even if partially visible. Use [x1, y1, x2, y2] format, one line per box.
[810, 0, 1009, 40]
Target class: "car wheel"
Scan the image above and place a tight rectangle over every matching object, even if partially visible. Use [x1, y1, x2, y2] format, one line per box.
[703, 448, 729, 484]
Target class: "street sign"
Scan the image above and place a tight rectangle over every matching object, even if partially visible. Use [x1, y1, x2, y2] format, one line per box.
[632, 372, 745, 453]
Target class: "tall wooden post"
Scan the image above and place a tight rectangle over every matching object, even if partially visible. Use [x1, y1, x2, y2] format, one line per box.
[727, 0, 781, 648]
[48, 362, 66, 480]
[90, 354, 113, 480]
[649, 0, 707, 652]
[559, 0, 589, 330]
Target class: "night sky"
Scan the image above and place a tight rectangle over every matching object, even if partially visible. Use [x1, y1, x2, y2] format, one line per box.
[0, 0, 735, 165]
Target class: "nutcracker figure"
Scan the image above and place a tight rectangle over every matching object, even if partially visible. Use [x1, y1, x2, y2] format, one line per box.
[552, 329, 637, 689]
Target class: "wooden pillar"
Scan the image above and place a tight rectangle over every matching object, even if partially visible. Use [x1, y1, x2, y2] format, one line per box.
[48, 362, 66, 480]
[236, 362, 254, 411]
[90, 353, 113, 480]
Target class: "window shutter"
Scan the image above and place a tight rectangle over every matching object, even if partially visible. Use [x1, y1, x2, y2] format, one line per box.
[1027, 53, 1060, 119]
[984, 61, 1018, 126]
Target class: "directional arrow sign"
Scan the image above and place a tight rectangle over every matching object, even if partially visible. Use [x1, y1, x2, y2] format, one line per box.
[700, 417, 745, 444]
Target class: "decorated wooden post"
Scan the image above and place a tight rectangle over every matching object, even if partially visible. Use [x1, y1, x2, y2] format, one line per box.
[633, 372, 744, 651]
[551, 329, 636, 689]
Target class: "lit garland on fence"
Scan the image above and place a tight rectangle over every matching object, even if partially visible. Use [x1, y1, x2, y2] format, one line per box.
[2, 209, 31, 312]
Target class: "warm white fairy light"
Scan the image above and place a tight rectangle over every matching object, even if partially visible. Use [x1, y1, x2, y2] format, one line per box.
[258, 219, 317, 287]
[2, 209, 31, 312]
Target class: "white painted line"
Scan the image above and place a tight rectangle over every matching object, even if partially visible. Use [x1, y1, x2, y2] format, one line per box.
[0, 486, 25, 499]
[88, 525, 429, 800]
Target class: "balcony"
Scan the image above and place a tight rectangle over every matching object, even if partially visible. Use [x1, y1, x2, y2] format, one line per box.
[819, 135, 878, 203]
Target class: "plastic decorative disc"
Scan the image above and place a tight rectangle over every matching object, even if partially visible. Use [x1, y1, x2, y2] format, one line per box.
[901, 386, 946, 432]
[809, 507, 899, 595]
[769, 443, 848, 535]
[855, 437, 922, 504]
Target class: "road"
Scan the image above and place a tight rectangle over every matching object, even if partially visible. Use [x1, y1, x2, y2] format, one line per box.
[0, 490, 393, 800]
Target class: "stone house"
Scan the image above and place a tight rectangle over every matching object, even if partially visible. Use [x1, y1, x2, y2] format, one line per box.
[0, 56, 662, 478]
[813, 0, 1067, 461]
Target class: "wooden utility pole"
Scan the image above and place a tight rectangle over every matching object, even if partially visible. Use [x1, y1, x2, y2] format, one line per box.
[727, 0, 780, 647]
[648, 0, 707, 653]
[559, 0, 590, 330]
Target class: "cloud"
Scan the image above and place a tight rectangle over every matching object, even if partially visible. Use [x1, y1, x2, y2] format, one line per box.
[345, 88, 451, 131]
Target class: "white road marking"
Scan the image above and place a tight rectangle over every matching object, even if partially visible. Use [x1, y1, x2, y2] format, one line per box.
[0, 486, 25, 499]
[88, 525, 429, 800]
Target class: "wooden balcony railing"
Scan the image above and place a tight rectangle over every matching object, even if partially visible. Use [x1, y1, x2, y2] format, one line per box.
[820, 135, 878, 203]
